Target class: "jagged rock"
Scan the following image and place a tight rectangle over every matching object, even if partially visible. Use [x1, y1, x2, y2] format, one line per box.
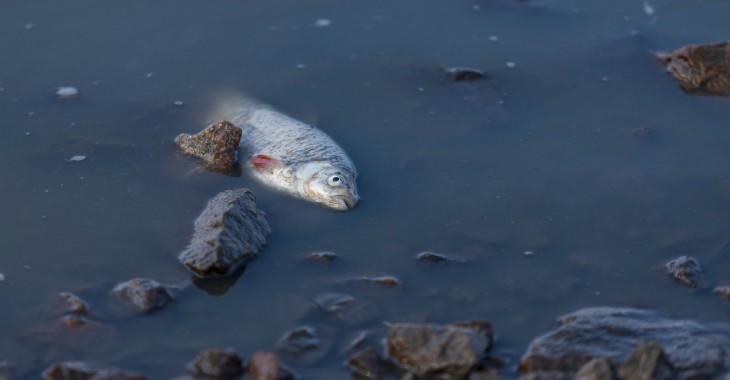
[346, 347, 388, 379]
[575, 357, 615, 380]
[42, 361, 146, 380]
[247, 351, 298, 380]
[714, 286, 730, 302]
[186, 347, 244, 378]
[444, 67, 485, 81]
[657, 41, 730, 96]
[519, 307, 730, 378]
[303, 251, 338, 262]
[314, 293, 378, 325]
[664, 255, 702, 288]
[178, 188, 270, 278]
[617, 342, 676, 380]
[109, 278, 173, 313]
[276, 326, 331, 364]
[175, 120, 242, 173]
[385, 321, 491, 377]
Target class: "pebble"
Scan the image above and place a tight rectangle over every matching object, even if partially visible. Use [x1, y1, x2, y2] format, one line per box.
[173, 100, 184, 106]
[314, 19, 331, 27]
[67, 155, 86, 162]
[56, 86, 78, 99]
[505, 62, 517, 69]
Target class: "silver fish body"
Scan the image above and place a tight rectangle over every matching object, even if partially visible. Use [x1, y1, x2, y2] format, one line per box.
[216, 96, 358, 211]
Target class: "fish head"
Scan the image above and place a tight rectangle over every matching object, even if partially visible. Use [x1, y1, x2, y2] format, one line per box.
[297, 162, 358, 211]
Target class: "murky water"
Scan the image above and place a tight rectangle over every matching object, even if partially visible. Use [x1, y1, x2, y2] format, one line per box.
[3, 0, 730, 378]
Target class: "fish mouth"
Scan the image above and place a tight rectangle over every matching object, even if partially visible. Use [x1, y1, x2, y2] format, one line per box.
[332, 195, 358, 211]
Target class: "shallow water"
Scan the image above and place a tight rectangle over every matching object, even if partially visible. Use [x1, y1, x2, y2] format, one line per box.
[2, 0, 730, 378]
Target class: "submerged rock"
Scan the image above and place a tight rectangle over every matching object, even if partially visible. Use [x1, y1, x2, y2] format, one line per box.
[414, 251, 466, 264]
[303, 251, 338, 262]
[664, 255, 702, 287]
[247, 351, 298, 380]
[178, 188, 270, 278]
[385, 321, 492, 378]
[657, 41, 730, 96]
[617, 342, 676, 380]
[175, 120, 242, 173]
[314, 293, 378, 325]
[519, 307, 730, 378]
[55, 292, 90, 315]
[444, 67, 485, 81]
[109, 278, 173, 313]
[186, 347, 245, 378]
[346, 347, 390, 379]
[276, 326, 331, 364]
[42, 361, 146, 380]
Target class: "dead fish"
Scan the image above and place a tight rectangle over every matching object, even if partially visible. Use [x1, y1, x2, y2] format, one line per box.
[214, 94, 358, 211]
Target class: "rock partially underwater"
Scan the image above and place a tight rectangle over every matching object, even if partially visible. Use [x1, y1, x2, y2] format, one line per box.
[658, 41, 730, 96]
[178, 188, 270, 278]
[175, 120, 242, 174]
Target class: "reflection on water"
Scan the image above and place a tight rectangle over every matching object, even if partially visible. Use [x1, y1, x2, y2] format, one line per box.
[2, 0, 730, 378]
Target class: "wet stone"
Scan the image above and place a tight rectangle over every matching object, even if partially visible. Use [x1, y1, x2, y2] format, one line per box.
[175, 120, 242, 173]
[109, 278, 173, 313]
[276, 326, 331, 364]
[57, 292, 89, 315]
[575, 357, 615, 380]
[247, 351, 298, 380]
[664, 255, 702, 288]
[385, 321, 490, 378]
[304, 251, 338, 262]
[414, 251, 465, 264]
[42, 361, 146, 380]
[314, 293, 378, 325]
[186, 347, 244, 378]
[657, 41, 730, 96]
[346, 347, 388, 379]
[337, 275, 403, 289]
[714, 286, 730, 302]
[617, 342, 676, 380]
[178, 188, 270, 278]
[444, 67, 485, 81]
[518, 307, 730, 378]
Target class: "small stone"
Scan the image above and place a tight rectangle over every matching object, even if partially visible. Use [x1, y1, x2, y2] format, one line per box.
[67, 155, 86, 162]
[56, 87, 78, 99]
[444, 67, 485, 81]
[346, 347, 388, 379]
[173, 100, 184, 106]
[304, 251, 337, 262]
[506, 61, 517, 69]
[175, 120, 242, 173]
[714, 286, 730, 302]
[314, 293, 378, 325]
[657, 42, 730, 96]
[109, 278, 173, 313]
[178, 188, 269, 278]
[523, 251, 535, 257]
[414, 251, 465, 264]
[276, 326, 331, 364]
[618, 342, 676, 380]
[58, 292, 89, 315]
[575, 357, 615, 380]
[337, 275, 402, 288]
[247, 351, 297, 380]
[313, 19, 331, 27]
[186, 348, 244, 378]
[386, 322, 489, 377]
[664, 255, 702, 287]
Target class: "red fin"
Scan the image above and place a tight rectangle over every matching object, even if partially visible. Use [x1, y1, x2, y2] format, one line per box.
[252, 154, 280, 171]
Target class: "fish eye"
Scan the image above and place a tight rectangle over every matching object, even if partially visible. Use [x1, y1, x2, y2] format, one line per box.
[327, 175, 343, 187]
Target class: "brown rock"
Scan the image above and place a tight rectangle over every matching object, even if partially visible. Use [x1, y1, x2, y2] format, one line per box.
[247, 351, 297, 380]
[186, 347, 244, 378]
[109, 278, 173, 313]
[664, 255, 702, 288]
[346, 347, 388, 379]
[617, 342, 676, 380]
[57, 292, 90, 315]
[178, 188, 270, 278]
[42, 361, 146, 380]
[575, 357, 615, 380]
[175, 120, 242, 173]
[385, 322, 489, 377]
[657, 42, 730, 96]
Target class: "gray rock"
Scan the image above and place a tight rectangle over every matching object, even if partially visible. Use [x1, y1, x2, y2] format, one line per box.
[519, 307, 730, 378]
[186, 347, 244, 378]
[575, 357, 615, 380]
[42, 361, 146, 380]
[247, 351, 298, 380]
[175, 120, 242, 173]
[665, 255, 702, 287]
[617, 342, 676, 380]
[109, 278, 173, 313]
[178, 188, 270, 278]
[304, 251, 338, 262]
[385, 321, 490, 377]
[444, 67, 485, 81]
[276, 326, 332, 364]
